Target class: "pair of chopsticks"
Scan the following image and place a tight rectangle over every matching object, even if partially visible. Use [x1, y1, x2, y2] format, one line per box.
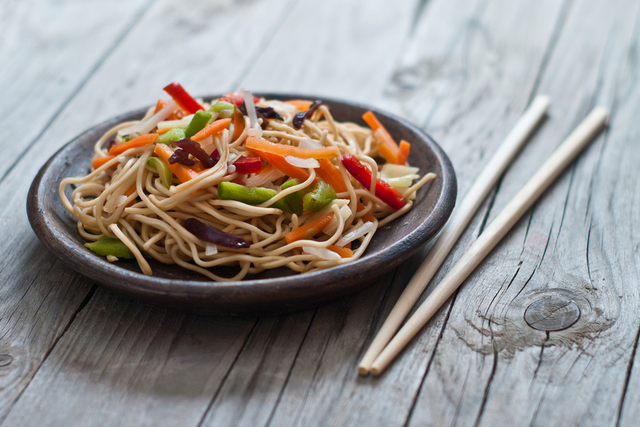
[358, 96, 608, 376]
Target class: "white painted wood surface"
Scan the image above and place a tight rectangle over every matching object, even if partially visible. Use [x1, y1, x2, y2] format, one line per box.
[1, 0, 639, 425]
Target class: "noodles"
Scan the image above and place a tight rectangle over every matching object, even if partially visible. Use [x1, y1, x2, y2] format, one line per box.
[60, 87, 435, 282]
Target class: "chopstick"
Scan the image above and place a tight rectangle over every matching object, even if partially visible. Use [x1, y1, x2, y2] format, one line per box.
[357, 95, 551, 375]
[369, 106, 608, 376]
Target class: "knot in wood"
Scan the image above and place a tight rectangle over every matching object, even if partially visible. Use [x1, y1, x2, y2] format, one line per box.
[524, 297, 580, 331]
[0, 354, 13, 367]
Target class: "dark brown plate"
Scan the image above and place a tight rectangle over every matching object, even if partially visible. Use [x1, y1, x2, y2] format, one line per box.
[27, 94, 456, 314]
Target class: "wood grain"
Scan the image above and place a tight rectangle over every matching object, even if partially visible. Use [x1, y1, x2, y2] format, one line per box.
[0, 0, 154, 181]
[2, 0, 640, 425]
[406, 0, 640, 426]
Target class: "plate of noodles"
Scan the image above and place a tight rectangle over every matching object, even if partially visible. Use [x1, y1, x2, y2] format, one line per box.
[27, 85, 456, 314]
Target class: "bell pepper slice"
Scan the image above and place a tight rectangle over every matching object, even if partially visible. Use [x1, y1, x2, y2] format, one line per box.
[341, 154, 406, 211]
[217, 182, 291, 212]
[281, 178, 304, 215]
[302, 180, 336, 212]
[185, 110, 213, 138]
[147, 157, 173, 188]
[157, 128, 187, 145]
[163, 82, 204, 114]
[233, 156, 262, 174]
[85, 236, 134, 259]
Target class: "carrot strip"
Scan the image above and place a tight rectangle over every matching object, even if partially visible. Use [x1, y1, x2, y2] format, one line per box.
[92, 155, 116, 169]
[246, 136, 340, 159]
[154, 144, 200, 183]
[154, 99, 168, 114]
[124, 184, 136, 197]
[285, 212, 335, 244]
[317, 159, 347, 192]
[327, 245, 353, 258]
[316, 159, 375, 221]
[191, 118, 232, 142]
[397, 140, 411, 165]
[157, 127, 172, 135]
[252, 149, 312, 182]
[109, 134, 159, 156]
[285, 100, 314, 111]
[362, 111, 400, 164]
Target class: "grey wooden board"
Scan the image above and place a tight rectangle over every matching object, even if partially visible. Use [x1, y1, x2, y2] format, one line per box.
[407, 0, 640, 426]
[1, 0, 640, 425]
[0, 0, 153, 181]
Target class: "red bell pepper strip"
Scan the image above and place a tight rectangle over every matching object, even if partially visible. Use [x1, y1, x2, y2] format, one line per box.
[220, 94, 260, 107]
[233, 156, 262, 174]
[163, 82, 204, 114]
[341, 154, 406, 211]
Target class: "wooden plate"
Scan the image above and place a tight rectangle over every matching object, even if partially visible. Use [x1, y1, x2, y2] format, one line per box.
[27, 94, 457, 314]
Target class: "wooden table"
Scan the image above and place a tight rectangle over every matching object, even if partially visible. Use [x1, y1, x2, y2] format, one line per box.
[2, 0, 639, 425]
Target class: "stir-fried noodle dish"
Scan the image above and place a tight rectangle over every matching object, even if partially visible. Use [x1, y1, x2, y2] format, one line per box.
[60, 83, 435, 281]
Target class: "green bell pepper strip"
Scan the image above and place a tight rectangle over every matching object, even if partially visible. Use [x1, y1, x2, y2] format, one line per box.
[185, 110, 213, 138]
[210, 101, 235, 113]
[218, 182, 291, 212]
[85, 236, 135, 259]
[303, 179, 336, 212]
[280, 178, 304, 215]
[157, 128, 187, 145]
[147, 157, 173, 188]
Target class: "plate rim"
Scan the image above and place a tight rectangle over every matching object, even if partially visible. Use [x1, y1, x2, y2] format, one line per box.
[27, 92, 457, 313]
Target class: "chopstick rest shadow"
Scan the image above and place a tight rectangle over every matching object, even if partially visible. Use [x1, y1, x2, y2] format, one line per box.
[360, 103, 609, 376]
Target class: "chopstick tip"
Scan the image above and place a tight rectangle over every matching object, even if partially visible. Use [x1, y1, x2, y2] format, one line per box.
[357, 365, 371, 376]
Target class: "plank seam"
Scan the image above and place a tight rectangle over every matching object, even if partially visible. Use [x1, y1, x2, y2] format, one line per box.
[0, 0, 159, 186]
[230, 0, 299, 92]
[0, 281, 97, 425]
[196, 317, 260, 427]
[526, 0, 574, 104]
[473, 325, 499, 427]
[402, 290, 459, 427]
[264, 310, 317, 427]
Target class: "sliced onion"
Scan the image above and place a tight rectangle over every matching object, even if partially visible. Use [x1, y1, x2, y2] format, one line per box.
[384, 175, 419, 187]
[380, 164, 419, 177]
[244, 90, 259, 130]
[285, 156, 320, 168]
[260, 180, 278, 191]
[247, 127, 263, 138]
[244, 167, 284, 187]
[335, 221, 375, 247]
[200, 136, 215, 155]
[323, 204, 353, 236]
[157, 114, 194, 130]
[227, 165, 236, 174]
[302, 246, 341, 261]
[104, 195, 128, 213]
[118, 100, 178, 136]
[299, 138, 323, 150]
[205, 243, 218, 256]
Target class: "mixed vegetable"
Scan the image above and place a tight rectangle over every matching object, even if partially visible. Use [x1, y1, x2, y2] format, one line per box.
[70, 82, 433, 279]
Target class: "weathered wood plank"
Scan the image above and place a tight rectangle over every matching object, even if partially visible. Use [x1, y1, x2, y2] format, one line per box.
[242, 0, 568, 426]
[593, 10, 640, 427]
[0, 0, 155, 420]
[405, 0, 640, 426]
[0, 0, 153, 181]
[1, 289, 255, 427]
[0, 0, 297, 424]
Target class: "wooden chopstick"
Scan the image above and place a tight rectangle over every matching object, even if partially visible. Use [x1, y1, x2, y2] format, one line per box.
[357, 95, 551, 375]
[369, 106, 609, 376]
